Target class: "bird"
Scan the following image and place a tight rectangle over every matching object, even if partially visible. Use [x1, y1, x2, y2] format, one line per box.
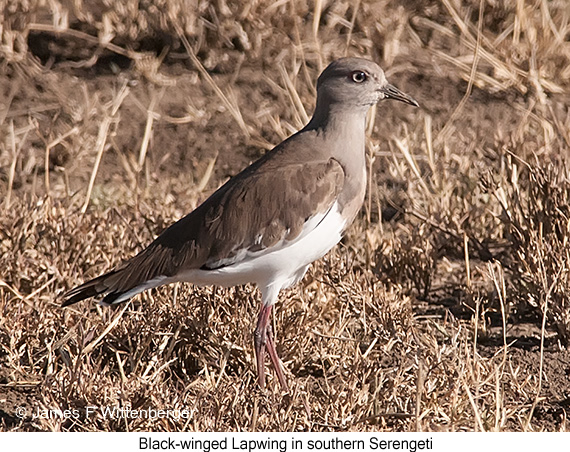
[62, 57, 418, 391]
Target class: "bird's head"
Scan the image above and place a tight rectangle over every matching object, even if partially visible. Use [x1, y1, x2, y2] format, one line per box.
[316, 57, 419, 110]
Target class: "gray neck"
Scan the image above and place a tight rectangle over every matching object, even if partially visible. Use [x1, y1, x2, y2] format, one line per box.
[304, 99, 368, 170]
[303, 99, 369, 210]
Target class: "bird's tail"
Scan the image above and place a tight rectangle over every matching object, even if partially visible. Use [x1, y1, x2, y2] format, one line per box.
[62, 270, 120, 306]
[62, 268, 167, 307]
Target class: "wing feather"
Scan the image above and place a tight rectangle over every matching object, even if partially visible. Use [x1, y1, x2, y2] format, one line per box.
[62, 155, 345, 305]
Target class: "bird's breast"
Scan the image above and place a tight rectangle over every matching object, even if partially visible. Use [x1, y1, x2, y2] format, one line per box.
[337, 161, 367, 229]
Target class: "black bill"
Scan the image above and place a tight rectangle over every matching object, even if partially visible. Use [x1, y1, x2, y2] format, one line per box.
[381, 84, 419, 107]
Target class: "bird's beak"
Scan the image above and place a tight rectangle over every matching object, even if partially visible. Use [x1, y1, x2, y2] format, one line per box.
[381, 84, 419, 107]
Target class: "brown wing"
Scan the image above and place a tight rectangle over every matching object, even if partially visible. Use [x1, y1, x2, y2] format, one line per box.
[62, 157, 344, 306]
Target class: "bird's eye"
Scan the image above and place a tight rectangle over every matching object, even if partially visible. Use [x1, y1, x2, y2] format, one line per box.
[351, 71, 367, 83]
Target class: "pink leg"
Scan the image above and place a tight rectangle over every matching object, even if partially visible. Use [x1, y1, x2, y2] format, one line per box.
[254, 304, 289, 391]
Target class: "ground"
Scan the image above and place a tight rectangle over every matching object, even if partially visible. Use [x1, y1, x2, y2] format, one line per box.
[1, 0, 570, 431]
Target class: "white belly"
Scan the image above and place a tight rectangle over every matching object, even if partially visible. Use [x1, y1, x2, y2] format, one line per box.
[175, 201, 347, 303]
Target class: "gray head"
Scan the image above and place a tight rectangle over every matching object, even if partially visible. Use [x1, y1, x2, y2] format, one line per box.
[315, 57, 418, 112]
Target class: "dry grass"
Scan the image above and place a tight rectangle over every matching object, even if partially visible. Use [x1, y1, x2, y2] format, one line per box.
[1, 0, 570, 431]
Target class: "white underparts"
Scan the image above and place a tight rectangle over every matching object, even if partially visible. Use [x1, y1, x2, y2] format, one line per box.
[175, 201, 347, 306]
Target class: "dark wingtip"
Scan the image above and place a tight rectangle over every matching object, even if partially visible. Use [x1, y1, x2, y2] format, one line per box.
[61, 270, 118, 307]
[61, 298, 75, 308]
[61, 285, 99, 307]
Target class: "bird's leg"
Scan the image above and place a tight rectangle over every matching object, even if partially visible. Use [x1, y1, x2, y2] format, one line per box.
[265, 321, 289, 391]
[254, 303, 289, 391]
[254, 304, 270, 389]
